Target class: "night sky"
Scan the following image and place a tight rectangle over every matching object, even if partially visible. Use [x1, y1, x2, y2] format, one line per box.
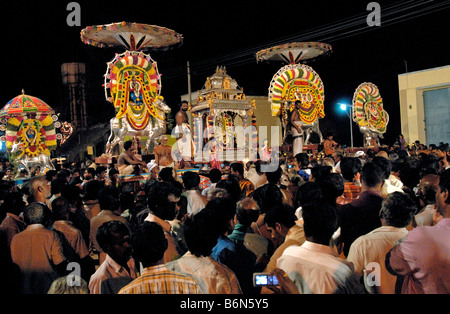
[2, 0, 449, 147]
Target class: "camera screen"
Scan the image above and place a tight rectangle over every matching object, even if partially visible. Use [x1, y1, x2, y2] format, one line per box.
[255, 275, 279, 286]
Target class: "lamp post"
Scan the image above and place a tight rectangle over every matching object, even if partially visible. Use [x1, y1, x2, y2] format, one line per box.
[339, 103, 354, 148]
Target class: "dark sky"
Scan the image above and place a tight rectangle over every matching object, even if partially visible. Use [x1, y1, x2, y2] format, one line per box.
[2, 0, 449, 147]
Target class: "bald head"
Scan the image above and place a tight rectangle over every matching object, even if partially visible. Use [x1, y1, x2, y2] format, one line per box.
[420, 174, 439, 205]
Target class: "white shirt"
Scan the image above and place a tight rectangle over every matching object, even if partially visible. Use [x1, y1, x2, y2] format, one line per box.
[347, 226, 408, 294]
[277, 241, 363, 294]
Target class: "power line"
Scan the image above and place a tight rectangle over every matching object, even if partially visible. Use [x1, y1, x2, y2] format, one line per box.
[161, 0, 449, 81]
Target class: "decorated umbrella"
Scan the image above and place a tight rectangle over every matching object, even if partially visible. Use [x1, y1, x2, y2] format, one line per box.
[256, 42, 332, 65]
[257, 42, 331, 146]
[81, 22, 181, 155]
[0, 92, 58, 174]
[0, 93, 55, 117]
[352, 82, 389, 147]
[81, 21, 183, 51]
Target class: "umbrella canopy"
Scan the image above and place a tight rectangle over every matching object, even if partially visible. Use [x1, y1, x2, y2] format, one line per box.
[0, 93, 54, 118]
[81, 21, 183, 51]
[256, 42, 332, 64]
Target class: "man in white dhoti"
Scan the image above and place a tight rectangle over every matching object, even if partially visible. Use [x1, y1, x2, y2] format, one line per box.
[173, 102, 194, 168]
[290, 100, 304, 156]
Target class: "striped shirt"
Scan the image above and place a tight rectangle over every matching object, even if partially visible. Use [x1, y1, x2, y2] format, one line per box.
[118, 264, 202, 294]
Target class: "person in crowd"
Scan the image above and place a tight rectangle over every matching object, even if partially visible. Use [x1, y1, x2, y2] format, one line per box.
[230, 162, 255, 198]
[89, 220, 139, 294]
[290, 100, 304, 156]
[322, 132, 338, 157]
[142, 181, 183, 262]
[246, 160, 267, 189]
[228, 197, 269, 258]
[295, 153, 311, 182]
[339, 157, 362, 203]
[166, 207, 242, 294]
[210, 196, 259, 294]
[263, 204, 305, 274]
[266, 166, 294, 207]
[413, 174, 439, 227]
[252, 183, 284, 248]
[347, 192, 417, 294]
[28, 175, 52, 207]
[202, 168, 222, 197]
[386, 169, 450, 294]
[10, 202, 67, 294]
[337, 162, 385, 257]
[117, 140, 147, 175]
[81, 179, 103, 220]
[153, 135, 175, 170]
[182, 171, 207, 216]
[372, 156, 404, 197]
[118, 221, 201, 294]
[89, 186, 130, 264]
[277, 200, 364, 294]
[51, 196, 94, 281]
[48, 275, 89, 294]
[0, 191, 26, 247]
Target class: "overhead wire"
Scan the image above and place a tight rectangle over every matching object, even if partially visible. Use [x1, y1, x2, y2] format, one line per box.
[161, 0, 449, 81]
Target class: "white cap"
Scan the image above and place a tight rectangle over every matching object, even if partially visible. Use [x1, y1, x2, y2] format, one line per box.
[147, 160, 158, 172]
[355, 151, 365, 157]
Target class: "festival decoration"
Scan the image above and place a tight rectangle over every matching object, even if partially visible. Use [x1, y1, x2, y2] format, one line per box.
[190, 66, 257, 161]
[81, 22, 182, 155]
[0, 93, 57, 174]
[352, 82, 389, 147]
[257, 42, 331, 146]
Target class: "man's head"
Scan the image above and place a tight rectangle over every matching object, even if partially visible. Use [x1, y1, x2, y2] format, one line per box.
[23, 202, 52, 226]
[264, 204, 297, 247]
[98, 186, 120, 212]
[436, 169, 450, 217]
[302, 200, 338, 245]
[29, 176, 52, 202]
[123, 140, 133, 152]
[340, 157, 362, 182]
[418, 174, 439, 206]
[379, 192, 417, 228]
[230, 163, 245, 177]
[51, 196, 71, 221]
[131, 221, 167, 267]
[182, 171, 200, 190]
[146, 181, 178, 220]
[209, 168, 222, 184]
[96, 220, 131, 265]
[235, 197, 260, 227]
[360, 162, 384, 189]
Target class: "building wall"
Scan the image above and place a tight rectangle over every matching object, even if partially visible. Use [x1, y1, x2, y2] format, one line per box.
[398, 65, 450, 145]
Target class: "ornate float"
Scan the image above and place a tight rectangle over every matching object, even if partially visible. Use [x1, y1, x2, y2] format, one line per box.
[190, 66, 258, 161]
[81, 21, 182, 155]
[257, 42, 332, 147]
[0, 92, 59, 174]
[352, 82, 389, 147]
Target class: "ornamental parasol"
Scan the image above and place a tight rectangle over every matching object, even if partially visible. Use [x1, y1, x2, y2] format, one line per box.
[256, 42, 332, 64]
[352, 82, 389, 134]
[0, 92, 55, 118]
[81, 21, 183, 51]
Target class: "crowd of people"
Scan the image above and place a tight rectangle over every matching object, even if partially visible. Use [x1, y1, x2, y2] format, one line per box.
[0, 140, 449, 294]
